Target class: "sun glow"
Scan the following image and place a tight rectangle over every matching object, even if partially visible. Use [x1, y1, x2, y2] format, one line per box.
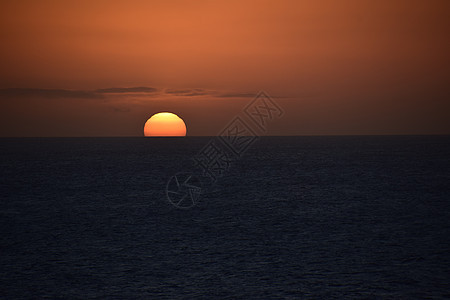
[144, 112, 187, 137]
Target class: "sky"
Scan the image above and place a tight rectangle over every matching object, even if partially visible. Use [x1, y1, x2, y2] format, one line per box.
[0, 0, 449, 136]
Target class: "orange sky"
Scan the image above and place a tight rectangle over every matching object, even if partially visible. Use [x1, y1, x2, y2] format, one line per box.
[0, 0, 449, 136]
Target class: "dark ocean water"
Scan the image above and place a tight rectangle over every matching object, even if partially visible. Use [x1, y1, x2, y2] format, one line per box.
[1, 136, 449, 299]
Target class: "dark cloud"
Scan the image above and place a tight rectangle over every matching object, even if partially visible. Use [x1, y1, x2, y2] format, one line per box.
[0, 87, 264, 101]
[165, 88, 209, 96]
[96, 87, 158, 93]
[164, 88, 259, 98]
[165, 89, 193, 94]
[217, 93, 256, 98]
[184, 92, 210, 96]
[0, 86, 159, 99]
[0, 88, 101, 99]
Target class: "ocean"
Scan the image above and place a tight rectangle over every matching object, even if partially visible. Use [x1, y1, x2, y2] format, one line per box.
[1, 136, 449, 299]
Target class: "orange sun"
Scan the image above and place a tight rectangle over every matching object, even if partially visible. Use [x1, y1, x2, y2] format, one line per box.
[144, 112, 187, 137]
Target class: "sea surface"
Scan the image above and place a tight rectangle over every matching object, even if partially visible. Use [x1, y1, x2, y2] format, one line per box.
[1, 136, 449, 299]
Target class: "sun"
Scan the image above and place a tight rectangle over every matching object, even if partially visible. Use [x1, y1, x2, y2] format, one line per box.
[144, 112, 187, 137]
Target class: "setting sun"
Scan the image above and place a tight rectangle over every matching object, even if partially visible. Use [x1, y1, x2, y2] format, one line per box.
[144, 112, 187, 137]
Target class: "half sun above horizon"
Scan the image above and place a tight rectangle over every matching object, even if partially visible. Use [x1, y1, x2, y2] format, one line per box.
[144, 112, 187, 137]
